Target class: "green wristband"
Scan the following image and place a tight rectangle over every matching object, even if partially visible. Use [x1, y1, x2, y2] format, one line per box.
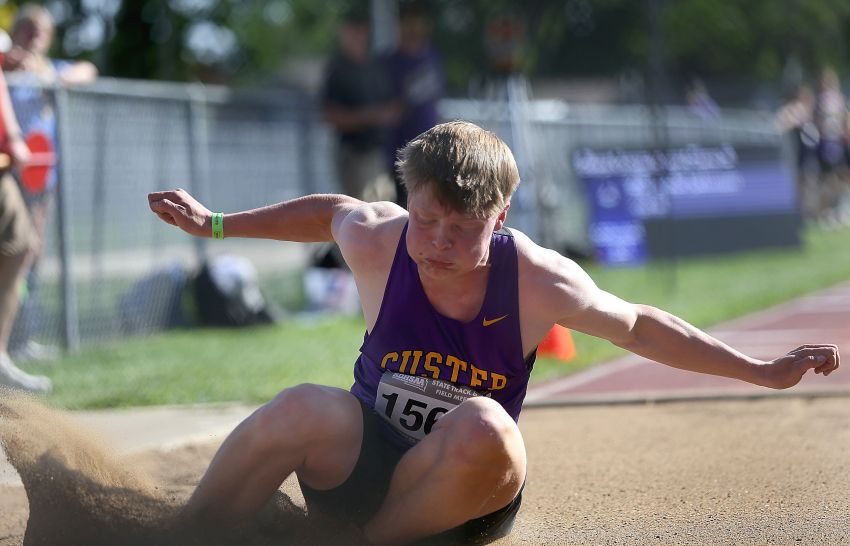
[211, 212, 224, 239]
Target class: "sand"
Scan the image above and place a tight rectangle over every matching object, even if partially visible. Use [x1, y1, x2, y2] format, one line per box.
[1, 393, 849, 545]
[0, 392, 364, 546]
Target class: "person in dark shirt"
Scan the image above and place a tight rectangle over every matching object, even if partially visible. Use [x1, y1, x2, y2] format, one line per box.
[321, 8, 399, 202]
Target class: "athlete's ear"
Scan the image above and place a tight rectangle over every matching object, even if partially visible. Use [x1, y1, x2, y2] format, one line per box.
[494, 202, 510, 231]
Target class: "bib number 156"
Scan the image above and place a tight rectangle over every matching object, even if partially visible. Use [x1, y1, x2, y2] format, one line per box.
[381, 392, 448, 437]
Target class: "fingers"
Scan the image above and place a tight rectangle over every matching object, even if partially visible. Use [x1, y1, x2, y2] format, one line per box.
[147, 188, 190, 205]
[156, 211, 176, 226]
[788, 345, 840, 376]
[149, 197, 186, 215]
[149, 198, 189, 230]
[818, 352, 840, 376]
[796, 354, 826, 372]
[788, 344, 839, 355]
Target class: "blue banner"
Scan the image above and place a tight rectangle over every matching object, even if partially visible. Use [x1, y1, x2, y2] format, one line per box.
[574, 145, 798, 266]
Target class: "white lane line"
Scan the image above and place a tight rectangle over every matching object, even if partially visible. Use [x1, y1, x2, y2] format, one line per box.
[524, 356, 644, 403]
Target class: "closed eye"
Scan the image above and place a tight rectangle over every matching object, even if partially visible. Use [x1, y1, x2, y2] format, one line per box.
[414, 213, 436, 226]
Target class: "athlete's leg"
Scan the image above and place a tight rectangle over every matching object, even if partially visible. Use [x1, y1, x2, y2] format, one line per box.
[363, 396, 526, 545]
[185, 384, 363, 522]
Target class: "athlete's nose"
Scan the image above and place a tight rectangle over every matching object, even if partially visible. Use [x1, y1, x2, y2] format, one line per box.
[432, 225, 452, 250]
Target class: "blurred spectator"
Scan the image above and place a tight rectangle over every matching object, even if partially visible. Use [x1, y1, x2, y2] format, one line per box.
[813, 67, 846, 173]
[383, 0, 444, 208]
[813, 66, 849, 225]
[685, 78, 720, 121]
[3, 3, 97, 360]
[320, 6, 398, 203]
[4, 5, 98, 87]
[0, 67, 51, 393]
[484, 13, 525, 76]
[775, 83, 819, 220]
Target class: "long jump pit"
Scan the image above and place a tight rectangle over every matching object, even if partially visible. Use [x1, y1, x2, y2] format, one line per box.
[1, 391, 849, 545]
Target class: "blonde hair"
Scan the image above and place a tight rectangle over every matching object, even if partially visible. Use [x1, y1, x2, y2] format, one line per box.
[396, 120, 520, 217]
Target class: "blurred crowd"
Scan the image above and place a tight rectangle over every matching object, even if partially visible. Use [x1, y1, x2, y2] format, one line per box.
[776, 66, 850, 228]
[320, 1, 443, 210]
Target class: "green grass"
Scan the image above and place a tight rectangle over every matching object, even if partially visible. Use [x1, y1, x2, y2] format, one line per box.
[35, 316, 366, 409]
[25, 225, 850, 410]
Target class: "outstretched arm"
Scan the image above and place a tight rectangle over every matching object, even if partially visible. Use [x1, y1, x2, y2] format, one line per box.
[58, 61, 99, 87]
[589, 302, 839, 388]
[528, 245, 840, 389]
[147, 188, 363, 243]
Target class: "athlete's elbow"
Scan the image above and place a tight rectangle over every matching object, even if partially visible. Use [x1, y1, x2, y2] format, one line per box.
[611, 330, 642, 352]
[610, 305, 651, 351]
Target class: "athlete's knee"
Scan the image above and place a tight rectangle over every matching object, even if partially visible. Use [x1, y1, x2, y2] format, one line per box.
[254, 383, 328, 442]
[443, 398, 523, 469]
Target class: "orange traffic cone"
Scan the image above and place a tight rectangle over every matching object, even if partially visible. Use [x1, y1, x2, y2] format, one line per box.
[538, 325, 577, 361]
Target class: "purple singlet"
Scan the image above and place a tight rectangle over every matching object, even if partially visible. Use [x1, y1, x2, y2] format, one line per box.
[351, 223, 535, 433]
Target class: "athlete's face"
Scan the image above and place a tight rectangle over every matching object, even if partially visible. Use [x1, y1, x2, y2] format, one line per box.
[406, 186, 508, 281]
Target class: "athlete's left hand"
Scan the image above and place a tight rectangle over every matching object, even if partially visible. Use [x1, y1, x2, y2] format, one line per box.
[759, 345, 840, 389]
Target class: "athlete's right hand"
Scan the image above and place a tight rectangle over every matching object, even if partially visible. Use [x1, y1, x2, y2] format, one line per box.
[148, 188, 213, 237]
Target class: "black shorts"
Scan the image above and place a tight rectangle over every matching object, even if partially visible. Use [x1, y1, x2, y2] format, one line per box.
[298, 400, 523, 545]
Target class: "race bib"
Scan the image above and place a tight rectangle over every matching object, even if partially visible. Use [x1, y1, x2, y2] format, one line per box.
[375, 372, 482, 443]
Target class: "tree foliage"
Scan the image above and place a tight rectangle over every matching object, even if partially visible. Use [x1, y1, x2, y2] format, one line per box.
[661, 0, 850, 81]
[4, 0, 848, 94]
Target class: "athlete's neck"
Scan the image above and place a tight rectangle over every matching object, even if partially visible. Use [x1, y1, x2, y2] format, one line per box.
[419, 261, 491, 323]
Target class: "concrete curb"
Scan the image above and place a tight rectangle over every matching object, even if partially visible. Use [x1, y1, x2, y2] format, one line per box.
[1, 402, 256, 487]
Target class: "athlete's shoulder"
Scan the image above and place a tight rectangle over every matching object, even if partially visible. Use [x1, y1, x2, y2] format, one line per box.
[510, 228, 598, 311]
[508, 228, 564, 271]
[340, 199, 406, 237]
[509, 228, 585, 272]
[335, 200, 408, 268]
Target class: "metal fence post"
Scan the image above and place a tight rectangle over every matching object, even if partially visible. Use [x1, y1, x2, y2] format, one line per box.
[297, 99, 316, 195]
[187, 84, 211, 263]
[53, 86, 80, 352]
[370, 0, 397, 54]
[90, 98, 108, 317]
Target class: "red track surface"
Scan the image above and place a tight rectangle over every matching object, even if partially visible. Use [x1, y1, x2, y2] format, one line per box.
[526, 281, 850, 405]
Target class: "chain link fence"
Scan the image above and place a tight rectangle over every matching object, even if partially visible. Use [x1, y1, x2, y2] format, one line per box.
[5, 76, 784, 354]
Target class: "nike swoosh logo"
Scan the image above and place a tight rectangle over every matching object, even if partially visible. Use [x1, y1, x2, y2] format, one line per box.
[482, 315, 509, 327]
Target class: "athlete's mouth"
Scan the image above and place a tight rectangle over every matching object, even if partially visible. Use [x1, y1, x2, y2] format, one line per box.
[425, 258, 453, 269]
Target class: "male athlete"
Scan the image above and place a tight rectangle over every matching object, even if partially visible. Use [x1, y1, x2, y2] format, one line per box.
[148, 121, 840, 545]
